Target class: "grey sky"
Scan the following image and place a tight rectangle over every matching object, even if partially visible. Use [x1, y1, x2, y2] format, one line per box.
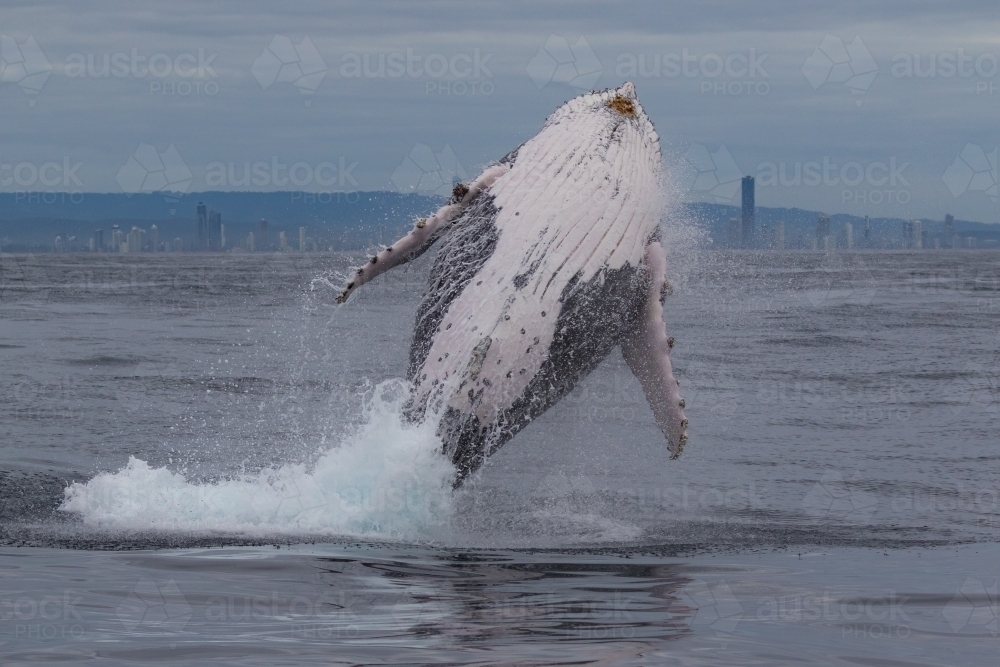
[3, 0, 1000, 222]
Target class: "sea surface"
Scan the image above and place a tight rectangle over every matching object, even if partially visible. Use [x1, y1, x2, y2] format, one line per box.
[0, 247, 998, 665]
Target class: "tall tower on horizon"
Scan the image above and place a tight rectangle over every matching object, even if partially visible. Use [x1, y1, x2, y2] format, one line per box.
[259, 219, 268, 252]
[208, 210, 222, 251]
[741, 175, 755, 249]
[945, 214, 955, 248]
[196, 202, 208, 250]
[817, 214, 831, 251]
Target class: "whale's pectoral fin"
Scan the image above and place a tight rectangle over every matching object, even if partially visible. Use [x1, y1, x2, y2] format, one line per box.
[621, 241, 689, 458]
[336, 203, 456, 304]
[337, 163, 510, 303]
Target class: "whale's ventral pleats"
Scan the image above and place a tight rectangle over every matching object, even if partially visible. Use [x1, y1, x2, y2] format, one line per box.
[338, 82, 688, 486]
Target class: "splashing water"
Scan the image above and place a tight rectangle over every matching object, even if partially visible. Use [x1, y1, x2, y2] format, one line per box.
[60, 380, 456, 538]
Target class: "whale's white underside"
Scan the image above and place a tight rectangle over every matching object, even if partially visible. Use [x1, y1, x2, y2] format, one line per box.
[339, 82, 687, 482]
[416, 87, 663, 423]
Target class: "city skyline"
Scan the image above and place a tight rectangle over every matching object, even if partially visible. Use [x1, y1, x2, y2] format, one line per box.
[46, 207, 995, 254]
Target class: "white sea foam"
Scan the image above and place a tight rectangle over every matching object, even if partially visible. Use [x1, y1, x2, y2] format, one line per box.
[60, 380, 456, 538]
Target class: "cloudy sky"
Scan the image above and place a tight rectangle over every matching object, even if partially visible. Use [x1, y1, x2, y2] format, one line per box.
[3, 0, 1000, 222]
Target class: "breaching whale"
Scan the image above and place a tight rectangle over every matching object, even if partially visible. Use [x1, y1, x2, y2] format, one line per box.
[339, 82, 688, 486]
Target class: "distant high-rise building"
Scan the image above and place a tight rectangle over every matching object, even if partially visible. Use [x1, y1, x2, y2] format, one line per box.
[741, 176, 754, 248]
[126, 226, 145, 253]
[150, 224, 159, 253]
[966, 237, 976, 248]
[845, 222, 853, 249]
[197, 202, 208, 250]
[945, 214, 955, 249]
[912, 220, 922, 249]
[259, 219, 268, 251]
[247, 231, 255, 253]
[54, 235, 65, 253]
[173, 237, 182, 253]
[279, 231, 288, 250]
[299, 226, 306, 252]
[864, 216, 871, 247]
[728, 217, 741, 248]
[111, 225, 122, 252]
[208, 210, 222, 251]
[816, 214, 831, 250]
[774, 220, 785, 251]
[94, 229, 104, 252]
[220, 224, 226, 250]
[902, 220, 913, 248]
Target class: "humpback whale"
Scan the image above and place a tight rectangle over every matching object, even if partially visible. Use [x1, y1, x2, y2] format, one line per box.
[339, 82, 688, 485]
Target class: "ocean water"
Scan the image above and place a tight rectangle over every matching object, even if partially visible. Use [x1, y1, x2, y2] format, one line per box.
[1, 248, 998, 664]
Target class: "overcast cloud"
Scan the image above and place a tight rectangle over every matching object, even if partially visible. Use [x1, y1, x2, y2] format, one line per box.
[3, 0, 1000, 222]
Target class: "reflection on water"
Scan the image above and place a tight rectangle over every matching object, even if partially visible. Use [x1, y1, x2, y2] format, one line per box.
[1, 544, 998, 666]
